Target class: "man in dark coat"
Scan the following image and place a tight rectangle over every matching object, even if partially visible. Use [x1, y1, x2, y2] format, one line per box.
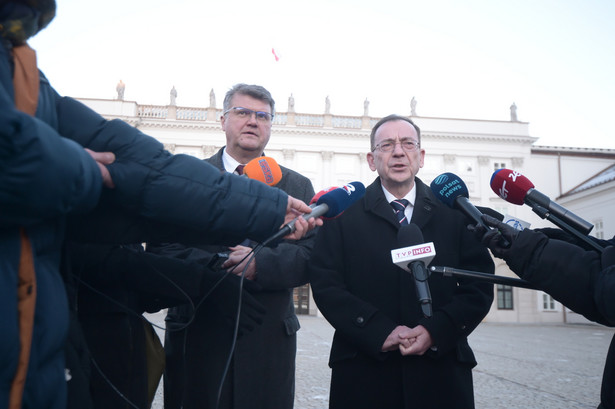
[471, 215, 615, 409]
[155, 83, 316, 409]
[309, 114, 495, 409]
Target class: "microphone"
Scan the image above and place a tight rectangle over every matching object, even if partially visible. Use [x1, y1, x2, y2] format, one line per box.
[390, 224, 434, 318]
[309, 186, 338, 206]
[243, 156, 283, 186]
[262, 181, 366, 246]
[430, 172, 510, 248]
[490, 169, 593, 235]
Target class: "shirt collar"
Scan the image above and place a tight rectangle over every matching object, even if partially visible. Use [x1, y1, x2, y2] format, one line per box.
[381, 184, 416, 207]
[221, 147, 243, 174]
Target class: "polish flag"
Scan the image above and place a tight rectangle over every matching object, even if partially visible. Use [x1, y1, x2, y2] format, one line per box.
[271, 48, 280, 62]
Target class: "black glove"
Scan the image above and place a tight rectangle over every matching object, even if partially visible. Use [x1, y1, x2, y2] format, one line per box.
[468, 214, 519, 259]
[201, 272, 266, 337]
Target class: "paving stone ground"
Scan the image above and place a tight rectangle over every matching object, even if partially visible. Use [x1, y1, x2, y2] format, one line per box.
[147, 311, 613, 409]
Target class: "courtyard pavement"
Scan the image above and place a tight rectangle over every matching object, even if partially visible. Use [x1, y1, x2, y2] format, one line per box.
[148, 311, 613, 409]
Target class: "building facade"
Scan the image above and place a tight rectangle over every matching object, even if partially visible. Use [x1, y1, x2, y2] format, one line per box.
[78, 96, 615, 324]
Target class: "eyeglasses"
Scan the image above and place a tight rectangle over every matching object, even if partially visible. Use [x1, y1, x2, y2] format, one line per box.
[223, 107, 274, 122]
[372, 139, 420, 153]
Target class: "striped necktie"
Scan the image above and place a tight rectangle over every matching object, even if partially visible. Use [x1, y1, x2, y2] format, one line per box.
[390, 199, 410, 225]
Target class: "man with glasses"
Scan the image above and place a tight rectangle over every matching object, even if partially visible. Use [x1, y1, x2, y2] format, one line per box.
[155, 84, 316, 409]
[309, 114, 494, 408]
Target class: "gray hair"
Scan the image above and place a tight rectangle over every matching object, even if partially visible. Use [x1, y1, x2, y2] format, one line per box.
[370, 114, 421, 150]
[223, 83, 275, 115]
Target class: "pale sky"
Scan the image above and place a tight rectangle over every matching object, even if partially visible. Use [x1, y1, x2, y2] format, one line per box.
[30, 0, 615, 148]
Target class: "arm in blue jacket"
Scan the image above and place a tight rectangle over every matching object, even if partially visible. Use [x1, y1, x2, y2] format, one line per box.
[53, 97, 287, 243]
[0, 92, 101, 226]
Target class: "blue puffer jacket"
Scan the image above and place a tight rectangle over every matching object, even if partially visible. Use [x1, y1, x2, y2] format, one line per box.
[1, 46, 103, 408]
[1, 40, 288, 409]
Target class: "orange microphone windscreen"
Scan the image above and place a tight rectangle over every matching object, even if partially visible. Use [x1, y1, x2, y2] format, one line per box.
[244, 156, 283, 186]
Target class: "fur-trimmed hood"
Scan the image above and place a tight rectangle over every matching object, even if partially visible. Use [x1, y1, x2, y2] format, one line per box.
[0, 0, 56, 45]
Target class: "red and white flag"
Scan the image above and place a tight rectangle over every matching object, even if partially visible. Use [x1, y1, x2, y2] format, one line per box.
[271, 48, 280, 62]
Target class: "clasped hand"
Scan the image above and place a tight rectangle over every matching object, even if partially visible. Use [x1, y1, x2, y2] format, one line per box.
[382, 325, 433, 356]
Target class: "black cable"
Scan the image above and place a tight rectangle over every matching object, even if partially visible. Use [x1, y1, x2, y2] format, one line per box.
[74, 245, 260, 409]
[214, 243, 264, 409]
[71, 246, 232, 408]
[90, 356, 141, 409]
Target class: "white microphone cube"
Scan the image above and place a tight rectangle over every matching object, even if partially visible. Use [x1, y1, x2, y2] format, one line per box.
[391, 243, 436, 272]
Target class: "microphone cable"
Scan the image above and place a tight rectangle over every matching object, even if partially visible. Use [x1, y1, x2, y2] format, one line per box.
[70, 246, 236, 409]
[214, 242, 265, 409]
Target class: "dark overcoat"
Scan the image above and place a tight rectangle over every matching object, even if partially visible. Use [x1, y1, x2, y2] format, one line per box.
[310, 177, 495, 409]
[160, 147, 316, 409]
[502, 229, 615, 409]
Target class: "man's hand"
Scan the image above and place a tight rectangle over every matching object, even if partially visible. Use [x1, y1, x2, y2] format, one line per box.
[283, 196, 323, 240]
[382, 325, 413, 352]
[85, 148, 116, 188]
[224, 245, 256, 280]
[398, 325, 433, 356]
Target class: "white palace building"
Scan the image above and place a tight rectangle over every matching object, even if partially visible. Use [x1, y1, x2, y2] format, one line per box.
[78, 91, 615, 325]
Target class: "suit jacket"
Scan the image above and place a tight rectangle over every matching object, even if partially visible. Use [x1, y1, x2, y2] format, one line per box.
[309, 177, 495, 409]
[159, 147, 316, 409]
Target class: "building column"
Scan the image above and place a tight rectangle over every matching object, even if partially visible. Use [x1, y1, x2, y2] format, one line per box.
[321, 151, 334, 187]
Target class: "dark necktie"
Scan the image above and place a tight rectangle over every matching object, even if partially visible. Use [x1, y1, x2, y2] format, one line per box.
[390, 199, 410, 225]
[235, 164, 245, 175]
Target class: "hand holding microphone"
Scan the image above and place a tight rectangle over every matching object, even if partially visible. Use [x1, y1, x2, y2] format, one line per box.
[469, 214, 519, 259]
[263, 182, 366, 246]
[282, 196, 322, 241]
[241, 156, 321, 241]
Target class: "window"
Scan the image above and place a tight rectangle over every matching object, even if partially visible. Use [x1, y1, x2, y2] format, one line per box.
[497, 285, 513, 310]
[493, 162, 506, 172]
[542, 293, 557, 311]
[594, 219, 604, 240]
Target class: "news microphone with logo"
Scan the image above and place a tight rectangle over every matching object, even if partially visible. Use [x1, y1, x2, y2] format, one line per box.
[430, 172, 510, 248]
[262, 181, 366, 246]
[490, 168, 593, 235]
[243, 156, 283, 186]
[391, 223, 435, 318]
[309, 186, 338, 208]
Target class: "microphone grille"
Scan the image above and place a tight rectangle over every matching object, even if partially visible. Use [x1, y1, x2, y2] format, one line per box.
[429, 172, 469, 208]
[244, 157, 283, 186]
[397, 223, 424, 247]
[316, 181, 365, 218]
[490, 169, 534, 205]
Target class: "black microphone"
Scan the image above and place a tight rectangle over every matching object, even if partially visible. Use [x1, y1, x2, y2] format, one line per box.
[391, 224, 434, 318]
[430, 172, 510, 248]
[262, 182, 366, 247]
[490, 168, 594, 235]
